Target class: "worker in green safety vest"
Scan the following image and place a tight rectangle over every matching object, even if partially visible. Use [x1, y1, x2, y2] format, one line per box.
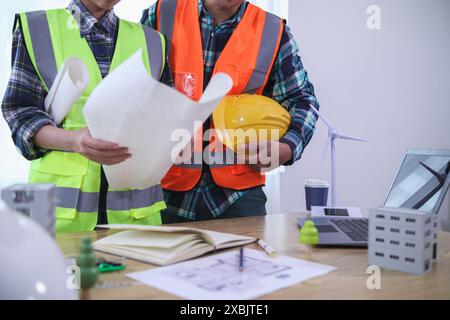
[2, 0, 171, 232]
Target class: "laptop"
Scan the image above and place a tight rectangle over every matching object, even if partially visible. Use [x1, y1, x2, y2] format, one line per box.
[297, 149, 450, 246]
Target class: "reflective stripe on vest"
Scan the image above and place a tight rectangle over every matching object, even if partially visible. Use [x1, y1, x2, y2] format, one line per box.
[20, 9, 166, 232]
[157, 0, 177, 57]
[22, 11, 58, 91]
[57, 185, 164, 212]
[143, 26, 165, 80]
[157, 0, 283, 191]
[244, 12, 283, 93]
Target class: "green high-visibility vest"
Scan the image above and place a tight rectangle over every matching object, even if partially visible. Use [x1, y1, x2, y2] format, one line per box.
[17, 9, 167, 233]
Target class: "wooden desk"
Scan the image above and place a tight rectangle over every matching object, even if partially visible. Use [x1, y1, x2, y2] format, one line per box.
[56, 213, 450, 299]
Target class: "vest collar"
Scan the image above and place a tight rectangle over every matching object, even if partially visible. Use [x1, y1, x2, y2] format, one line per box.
[67, 0, 118, 37]
[199, 0, 247, 29]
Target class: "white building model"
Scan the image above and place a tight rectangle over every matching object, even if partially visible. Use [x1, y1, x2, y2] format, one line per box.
[368, 207, 438, 275]
[1, 184, 57, 237]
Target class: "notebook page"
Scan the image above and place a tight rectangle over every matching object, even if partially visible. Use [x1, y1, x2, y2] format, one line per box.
[94, 230, 200, 249]
[199, 230, 256, 248]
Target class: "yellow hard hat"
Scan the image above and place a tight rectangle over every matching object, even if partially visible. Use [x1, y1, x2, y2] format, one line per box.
[212, 94, 291, 151]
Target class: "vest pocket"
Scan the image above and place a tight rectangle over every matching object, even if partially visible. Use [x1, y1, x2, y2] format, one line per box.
[164, 165, 183, 177]
[29, 151, 90, 222]
[231, 164, 255, 176]
[29, 173, 84, 221]
[130, 207, 150, 220]
[129, 203, 164, 224]
[56, 206, 78, 220]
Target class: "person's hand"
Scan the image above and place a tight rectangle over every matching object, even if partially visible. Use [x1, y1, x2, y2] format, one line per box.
[72, 128, 131, 165]
[236, 141, 292, 172]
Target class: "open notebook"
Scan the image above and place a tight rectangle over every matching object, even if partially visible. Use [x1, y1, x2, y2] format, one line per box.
[93, 224, 256, 266]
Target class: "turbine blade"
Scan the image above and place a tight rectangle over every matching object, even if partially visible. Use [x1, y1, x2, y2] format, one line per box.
[309, 104, 335, 130]
[335, 132, 368, 142]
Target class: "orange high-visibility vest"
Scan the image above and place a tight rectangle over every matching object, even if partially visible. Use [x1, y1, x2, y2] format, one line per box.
[157, 0, 284, 191]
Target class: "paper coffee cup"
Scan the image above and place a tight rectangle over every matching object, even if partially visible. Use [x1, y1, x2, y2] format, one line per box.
[305, 179, 329, 211]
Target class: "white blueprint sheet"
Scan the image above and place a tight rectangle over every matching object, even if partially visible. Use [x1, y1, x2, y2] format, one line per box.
[83, 50, 232, 189]
[127, 248, 336, 300]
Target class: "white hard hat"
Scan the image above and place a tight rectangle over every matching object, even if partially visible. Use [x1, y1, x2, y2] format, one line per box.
[0, 207, 77, 300]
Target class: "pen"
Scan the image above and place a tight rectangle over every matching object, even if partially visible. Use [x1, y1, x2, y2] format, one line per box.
[239, 246, 244, 271]
[257, 239, 275, 256]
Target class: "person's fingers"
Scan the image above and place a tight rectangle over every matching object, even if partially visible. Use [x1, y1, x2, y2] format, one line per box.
[234, 141, 276, 166]
[100, 155, 131, 165]
[250, 161, 272, 169]
[84, 135, 121, 151]
[236, 153, 272, 166]
[244, 141, 260, 155]
[242, 141, 272, 154]
[83, 146, 130, 159]
[249, 146, 272, 165]
[95, 154, 132, 164]
[236, 142, 258, 163]
[256, 150, 272, 167]
[248, 164, 262, 172]
[83, 150, 131, 161]
[234, 147, 248, 164]
[88, 154, 131, 165]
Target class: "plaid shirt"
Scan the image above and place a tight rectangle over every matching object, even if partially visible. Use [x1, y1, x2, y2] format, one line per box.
[141, 0, 320, 220]
[2, 0, 171, 160]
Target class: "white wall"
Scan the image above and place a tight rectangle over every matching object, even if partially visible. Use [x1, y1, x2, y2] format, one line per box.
[0, 0, 68, 190]
[283, 0, 450, 230]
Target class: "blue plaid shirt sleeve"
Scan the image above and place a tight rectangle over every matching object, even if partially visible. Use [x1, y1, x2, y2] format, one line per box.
[264, 24, 319, 164]
[1, 27, 55, 161]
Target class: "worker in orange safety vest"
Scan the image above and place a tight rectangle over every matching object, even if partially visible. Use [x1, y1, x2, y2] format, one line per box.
[141, 0, 320, 223]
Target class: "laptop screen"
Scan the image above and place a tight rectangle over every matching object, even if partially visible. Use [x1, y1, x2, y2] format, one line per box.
[384, 150, 450, 214]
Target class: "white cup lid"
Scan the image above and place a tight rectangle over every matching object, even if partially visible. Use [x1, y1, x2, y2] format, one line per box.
[305, 178, 329, 188]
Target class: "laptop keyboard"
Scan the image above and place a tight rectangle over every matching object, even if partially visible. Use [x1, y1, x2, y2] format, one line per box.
[331, 218, 368, 242]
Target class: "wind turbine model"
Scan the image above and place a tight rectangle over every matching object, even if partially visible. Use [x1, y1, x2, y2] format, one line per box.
[309, 105, 368, 208]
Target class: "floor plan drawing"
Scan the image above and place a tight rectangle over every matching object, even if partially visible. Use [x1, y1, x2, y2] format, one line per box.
[127, 248, 336, 300]
[164, 254, 292, 293]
